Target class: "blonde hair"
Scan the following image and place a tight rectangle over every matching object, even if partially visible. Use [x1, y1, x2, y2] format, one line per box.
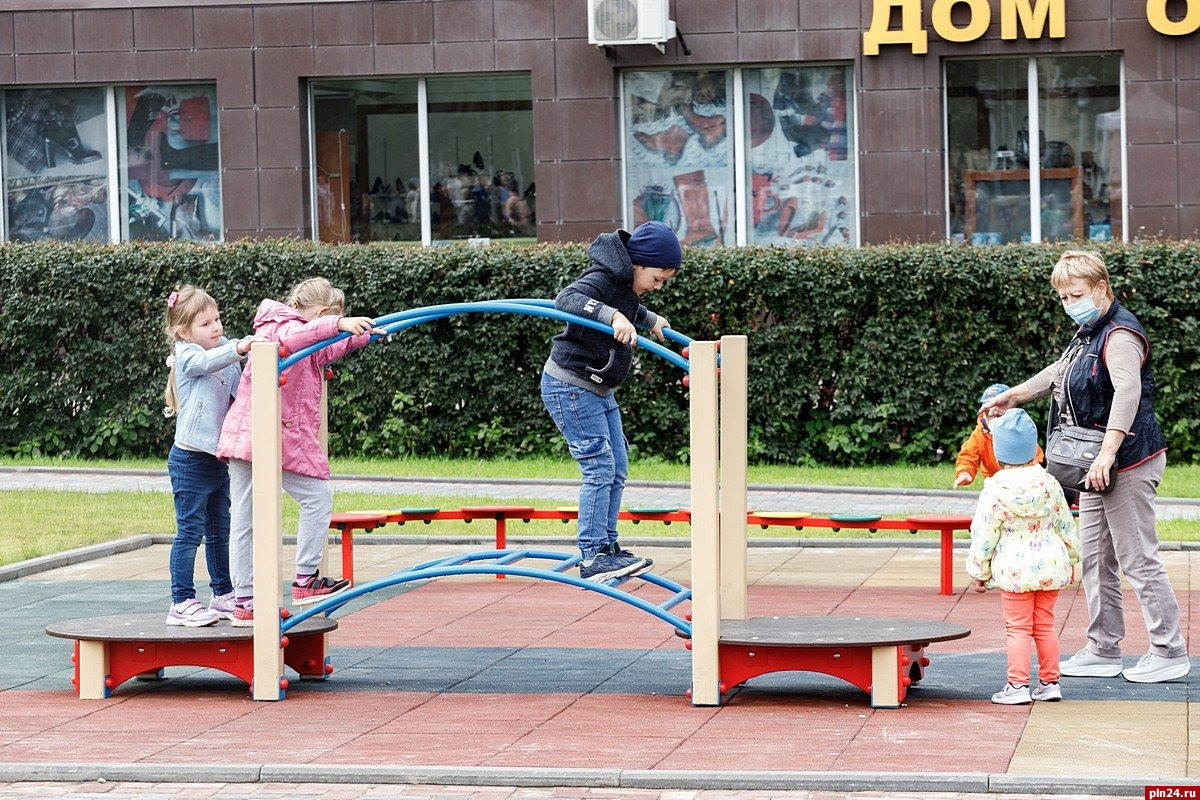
[285, 277, 344, 315]
[1051, 250, 1114, 302]
[162, 285, 218, 417]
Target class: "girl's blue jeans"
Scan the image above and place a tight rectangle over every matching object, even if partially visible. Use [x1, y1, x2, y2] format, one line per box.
[167, 445, 233, 604]
[540, 374, 627, 559]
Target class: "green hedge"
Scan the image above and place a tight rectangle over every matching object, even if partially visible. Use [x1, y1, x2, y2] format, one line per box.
[2, 238, 1197, 465]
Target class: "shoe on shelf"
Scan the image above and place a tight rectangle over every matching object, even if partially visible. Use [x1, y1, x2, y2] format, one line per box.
[292, 572, 352, 606]
[579, 552, 649, 583]
[1031, 681, 1062, 701]
[209, 592, 236, 621]
[1122, 653, 1191, 683]
[231, 599, 254, 628]
[1060, 647, 1123, 678]
[991, 683, 1032, 705]
[607, 541, 653, 576]
[166, 598, 219, 628]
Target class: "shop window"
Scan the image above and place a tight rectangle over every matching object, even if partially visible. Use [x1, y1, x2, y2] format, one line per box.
[744, 65, 855, 247]
[311, 74, 534, 245]
[946, 55, 1121, 244]
[1, 83, 221, 243]
[3, 87, 111, 243]
[118, 84, 222, 242]
[623, 65, 855, 248]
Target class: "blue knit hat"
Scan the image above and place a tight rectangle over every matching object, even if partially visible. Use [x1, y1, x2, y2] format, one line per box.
[992, 408, 1038, 466]
[980, 383, 1010, 404]
[625, 221, 683, 269]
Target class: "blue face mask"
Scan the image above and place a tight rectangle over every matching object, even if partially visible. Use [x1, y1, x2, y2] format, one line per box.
[1064, 289, 1101, 325]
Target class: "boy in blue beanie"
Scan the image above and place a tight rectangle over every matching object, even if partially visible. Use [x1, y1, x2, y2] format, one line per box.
[541, 221, 682, 582]
[965, 408, 1080, 705]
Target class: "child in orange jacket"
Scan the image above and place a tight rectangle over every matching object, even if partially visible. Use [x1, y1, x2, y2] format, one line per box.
[954, 383, 1045, 488]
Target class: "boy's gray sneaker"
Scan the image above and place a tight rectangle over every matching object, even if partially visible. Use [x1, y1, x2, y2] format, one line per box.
[991, 682, 1032, 705]
[1122, 653, 1191, 683]
[579, 552, 649, 583]
[1031, 681, 1062, 701]
[1060, 647, 1123, 678]
[607, 542, 653, 576]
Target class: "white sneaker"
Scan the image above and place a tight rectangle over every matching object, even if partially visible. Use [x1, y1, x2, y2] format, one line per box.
[166, 598, 219, 627]
[1060, 647, 1123, 678]
[1122, 653, 1191, 683]
[1030, 681, 1062, 701]
[991, 682, 1032, 705]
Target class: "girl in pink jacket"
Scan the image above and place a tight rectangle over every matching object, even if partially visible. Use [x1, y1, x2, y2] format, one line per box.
[217, 277, 382, 626]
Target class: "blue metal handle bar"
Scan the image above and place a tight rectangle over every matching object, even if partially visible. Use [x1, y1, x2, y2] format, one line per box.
[282, 552, 692, 638]
[501, 298, 694, 347]
[279, 301, 689, 373]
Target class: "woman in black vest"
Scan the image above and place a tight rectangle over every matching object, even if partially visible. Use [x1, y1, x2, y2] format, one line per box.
[982, 251, 1186, 684]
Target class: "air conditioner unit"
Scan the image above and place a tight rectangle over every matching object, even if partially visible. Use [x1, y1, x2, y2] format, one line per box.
[588, 0, 676, 49]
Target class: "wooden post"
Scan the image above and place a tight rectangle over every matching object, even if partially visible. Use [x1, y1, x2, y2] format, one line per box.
[688, 340, 721, 706]
[251, 342, 284, 701]
[718, 335, 748, 621]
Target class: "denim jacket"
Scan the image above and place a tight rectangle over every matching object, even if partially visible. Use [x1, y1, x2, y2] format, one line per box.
[172, 338, 245, 455]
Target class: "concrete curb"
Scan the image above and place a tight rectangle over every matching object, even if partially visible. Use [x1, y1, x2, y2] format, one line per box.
[0, 763, 1182, 795]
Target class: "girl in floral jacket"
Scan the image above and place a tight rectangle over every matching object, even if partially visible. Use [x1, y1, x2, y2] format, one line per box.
[966, 408, 1080, 705]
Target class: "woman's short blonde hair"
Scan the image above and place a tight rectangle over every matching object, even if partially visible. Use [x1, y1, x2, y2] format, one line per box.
[1051, 250, 1113, 302]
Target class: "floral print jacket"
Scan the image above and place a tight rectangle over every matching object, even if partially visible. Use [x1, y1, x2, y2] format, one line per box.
[965, 464, 1080, 593]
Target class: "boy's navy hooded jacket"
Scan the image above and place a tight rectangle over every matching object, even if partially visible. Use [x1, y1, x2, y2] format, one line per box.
[544, 229, 662, 395]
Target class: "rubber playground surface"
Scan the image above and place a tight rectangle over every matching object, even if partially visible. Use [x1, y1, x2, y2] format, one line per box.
[3, 536, 1199, 796]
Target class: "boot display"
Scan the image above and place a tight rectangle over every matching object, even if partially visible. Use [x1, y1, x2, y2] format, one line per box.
[678, 103, 726, 149]
[41, 101, 102, 167]
[673, 169, 718, 246]
[633, 124, 691, 164]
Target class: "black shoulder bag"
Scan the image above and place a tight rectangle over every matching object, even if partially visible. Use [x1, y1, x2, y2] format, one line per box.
[1046, 424, 1116, 494]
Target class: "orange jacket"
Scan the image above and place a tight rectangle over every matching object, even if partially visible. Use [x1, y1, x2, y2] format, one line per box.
[955, 419, 1045, 483]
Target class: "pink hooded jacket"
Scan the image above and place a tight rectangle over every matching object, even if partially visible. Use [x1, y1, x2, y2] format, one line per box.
[216, 299, 371, 479]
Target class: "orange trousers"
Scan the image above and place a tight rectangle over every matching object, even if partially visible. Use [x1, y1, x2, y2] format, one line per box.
[1000, 589, 1061, 685]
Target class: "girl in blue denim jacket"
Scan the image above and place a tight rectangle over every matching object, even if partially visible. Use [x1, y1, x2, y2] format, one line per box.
[162, 285, 253, 627]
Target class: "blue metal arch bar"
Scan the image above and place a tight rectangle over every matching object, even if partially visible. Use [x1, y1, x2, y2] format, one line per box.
[278, 300, 691, 374]
[281, 548, 693, 639]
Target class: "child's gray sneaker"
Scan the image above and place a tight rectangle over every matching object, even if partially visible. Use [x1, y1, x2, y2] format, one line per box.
[209, 592, 236, 621]
[991, 682, 1032, 705]
[1030, 681, 1062, 701]
[607, 542, 653, 576]
[1122, 653, 1191, 683]
[579, 552, 648, 583]
[1060, 647, 1123, 677]
[166, 598, 220, 628]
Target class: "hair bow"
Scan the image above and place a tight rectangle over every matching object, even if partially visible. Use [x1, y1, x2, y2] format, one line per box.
[167, 291, 179, 308]
[165, 354, 176, 369]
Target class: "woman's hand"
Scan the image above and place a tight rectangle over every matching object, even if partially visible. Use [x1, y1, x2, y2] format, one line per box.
[1086, 450, 1117, 492]
[611, 312, 637, 346]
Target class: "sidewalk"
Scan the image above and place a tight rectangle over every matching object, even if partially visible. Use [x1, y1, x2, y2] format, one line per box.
[3, 465, 1200, 519]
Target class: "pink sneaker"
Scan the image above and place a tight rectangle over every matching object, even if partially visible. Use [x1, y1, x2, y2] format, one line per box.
[231, 599, 254, 628]
[166, 598, 219, 628]
[209, 592, 236, 621]
[291, 572, 351, 606]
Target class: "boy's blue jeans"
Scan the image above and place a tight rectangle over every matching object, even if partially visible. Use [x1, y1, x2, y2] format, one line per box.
[167, 445, 233, 604]
[540, 374, 627, 559]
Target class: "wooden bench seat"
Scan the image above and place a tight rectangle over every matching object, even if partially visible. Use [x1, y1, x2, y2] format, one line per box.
[46, 613, 338, 699]
[714, 615, 970, 708]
